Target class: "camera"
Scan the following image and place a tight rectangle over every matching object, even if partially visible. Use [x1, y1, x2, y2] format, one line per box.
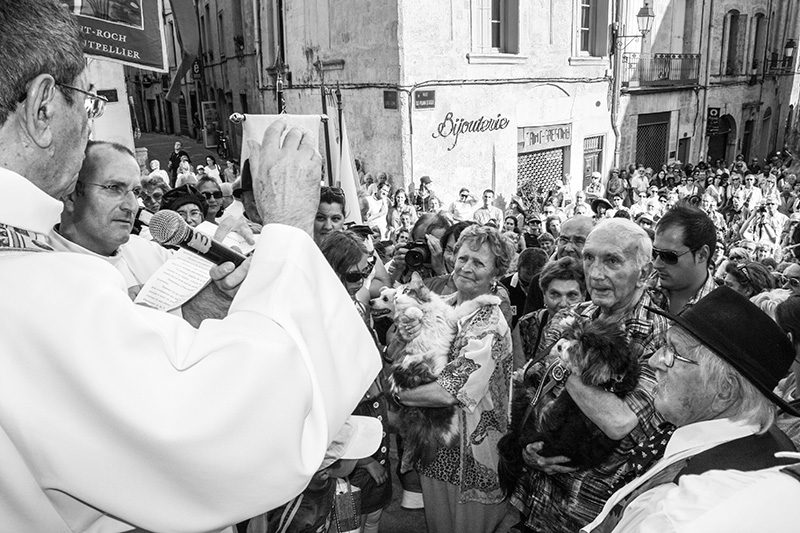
[757, 206, 767, 214]
[404, 240, 431, 269]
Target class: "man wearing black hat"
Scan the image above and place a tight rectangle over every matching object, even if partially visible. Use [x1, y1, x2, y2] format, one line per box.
[583, 286, 798, 532]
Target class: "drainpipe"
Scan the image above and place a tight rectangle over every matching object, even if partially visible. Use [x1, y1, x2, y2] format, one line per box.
[611, 0, 624, 168]
[251, 0, 263, 105]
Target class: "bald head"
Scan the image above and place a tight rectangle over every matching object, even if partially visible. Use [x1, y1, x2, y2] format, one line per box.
[587, 218, 652, 269]
[556, 216, 594, 259]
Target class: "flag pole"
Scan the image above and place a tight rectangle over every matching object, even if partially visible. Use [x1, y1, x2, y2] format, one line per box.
[335, 83, 343, 159]
[320, 84, 334, 186]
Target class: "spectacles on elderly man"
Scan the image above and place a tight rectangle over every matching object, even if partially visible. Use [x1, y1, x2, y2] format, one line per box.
[658, 342, 699, 367]
[17, 81, 108, 120]
[557, 235, 586, 247]
[57, 83, 107, 119]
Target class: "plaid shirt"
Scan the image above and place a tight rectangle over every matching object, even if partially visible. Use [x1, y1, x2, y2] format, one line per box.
[647, 270, 717, 315]
[509, 291, 669, 533]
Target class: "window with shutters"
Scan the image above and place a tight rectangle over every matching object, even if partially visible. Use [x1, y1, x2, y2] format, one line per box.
[467, 0, 524, 64]
[570, 0, 610, 64]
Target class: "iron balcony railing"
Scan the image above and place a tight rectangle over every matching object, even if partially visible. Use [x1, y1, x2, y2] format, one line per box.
[622, 53, 701, 87]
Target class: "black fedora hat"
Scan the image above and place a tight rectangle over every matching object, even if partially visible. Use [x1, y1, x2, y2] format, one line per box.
[648, 286, 800, 417]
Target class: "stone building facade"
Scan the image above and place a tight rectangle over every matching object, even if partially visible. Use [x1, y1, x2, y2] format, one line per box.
[123, 0, 800, 204]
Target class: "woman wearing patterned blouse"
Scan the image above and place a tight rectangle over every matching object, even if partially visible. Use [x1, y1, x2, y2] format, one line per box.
[392, 225, 515, 533]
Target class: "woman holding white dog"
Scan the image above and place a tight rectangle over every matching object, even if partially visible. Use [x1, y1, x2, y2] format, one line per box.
[392, 225, 515, 533]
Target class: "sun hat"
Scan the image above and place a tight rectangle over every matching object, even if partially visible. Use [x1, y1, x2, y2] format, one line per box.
[319, 415, 383, 470]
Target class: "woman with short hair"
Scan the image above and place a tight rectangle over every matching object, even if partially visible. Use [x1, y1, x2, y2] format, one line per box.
[391, 224, 514, 533]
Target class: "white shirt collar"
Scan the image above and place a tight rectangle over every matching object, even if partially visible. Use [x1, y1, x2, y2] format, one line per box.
[664, 418, 760, 458]
[48, 225, 123, 265]
[0, 167, 64, 234]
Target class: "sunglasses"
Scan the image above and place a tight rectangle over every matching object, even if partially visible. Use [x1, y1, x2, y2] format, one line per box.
[201, 191, 223, 199]
[737, 264, 752, 284]
[343, 270, 370, 283]
[652, 247, 694, 265]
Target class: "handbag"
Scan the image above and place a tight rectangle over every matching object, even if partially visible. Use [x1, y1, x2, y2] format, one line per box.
[331, 478, 361, 533]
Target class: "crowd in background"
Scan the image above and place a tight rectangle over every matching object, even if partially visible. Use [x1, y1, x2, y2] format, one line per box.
[125, 144, 800, 532]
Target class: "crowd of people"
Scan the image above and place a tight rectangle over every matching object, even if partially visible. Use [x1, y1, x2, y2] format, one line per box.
[3, 2, 800, 533]
[251, 155, 800, 532]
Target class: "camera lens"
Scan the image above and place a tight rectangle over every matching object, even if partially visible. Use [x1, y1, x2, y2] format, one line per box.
[405, 241, 431, 269]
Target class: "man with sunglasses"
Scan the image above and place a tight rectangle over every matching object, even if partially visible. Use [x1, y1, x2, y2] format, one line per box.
[583, 287, 799, 532]
[0, 1, 379, 531]
[650, 204, 717, 315]
[448, 186, 477, 221]
[741, 195, 787, 246]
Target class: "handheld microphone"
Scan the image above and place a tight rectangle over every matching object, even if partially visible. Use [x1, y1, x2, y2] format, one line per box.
[149, 210, 248, 266]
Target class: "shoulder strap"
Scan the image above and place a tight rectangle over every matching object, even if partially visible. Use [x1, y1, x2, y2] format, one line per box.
[530, 309, 550, 364]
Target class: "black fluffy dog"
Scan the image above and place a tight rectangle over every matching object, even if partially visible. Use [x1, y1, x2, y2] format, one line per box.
[497, 318, 639, 496]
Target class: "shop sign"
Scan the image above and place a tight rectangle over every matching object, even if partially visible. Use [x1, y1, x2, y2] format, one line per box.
[707, 107, 721, 136]
[432, 112, 510, 151]
[519, 123, 572, 152]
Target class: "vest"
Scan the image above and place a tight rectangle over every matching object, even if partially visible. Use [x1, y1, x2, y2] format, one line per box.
[592, 425, 796, 533]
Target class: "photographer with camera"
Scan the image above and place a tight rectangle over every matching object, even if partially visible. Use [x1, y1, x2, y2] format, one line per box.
[388, 213, 452, 284]
[740, 196, 787, 246]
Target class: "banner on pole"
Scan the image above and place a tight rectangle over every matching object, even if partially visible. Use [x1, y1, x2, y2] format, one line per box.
[64, 0, 168, 72]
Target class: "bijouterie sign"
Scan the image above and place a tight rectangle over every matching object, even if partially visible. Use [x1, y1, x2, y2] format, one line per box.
[432, 112, 510, 151]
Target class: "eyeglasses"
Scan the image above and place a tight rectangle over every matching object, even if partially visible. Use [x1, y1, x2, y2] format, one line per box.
[84, 182, 141, 199]
[201, 191, 223, 200]
[141, 190, 164, 202]
[783, 276, 800, 288]
[343, 270, 370, 283]
[660, 343, 699, 367]
[56, 83, 107, 119]
[557, 235, 586, 247]
[652, 247, 694, 265]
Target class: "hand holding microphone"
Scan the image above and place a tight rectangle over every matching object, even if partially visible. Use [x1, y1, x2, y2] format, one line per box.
[149, 210, 248, 266]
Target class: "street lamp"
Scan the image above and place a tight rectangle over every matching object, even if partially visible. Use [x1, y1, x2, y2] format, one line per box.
[611, 1, 656, 167]
[784, 39, 796, 70]
[613, 1, 656, 52]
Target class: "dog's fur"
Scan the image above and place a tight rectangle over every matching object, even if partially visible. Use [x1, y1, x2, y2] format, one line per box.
[370, 272, 499, 467]
[497, 317, 639, 496]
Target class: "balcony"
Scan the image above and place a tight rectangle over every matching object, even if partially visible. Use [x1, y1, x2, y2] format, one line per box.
[622, 53, 701, 88]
